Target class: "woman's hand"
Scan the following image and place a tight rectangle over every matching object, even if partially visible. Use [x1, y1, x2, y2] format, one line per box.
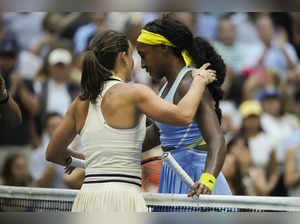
[188, 181, 212, 198]
[192, 63, 217, 85]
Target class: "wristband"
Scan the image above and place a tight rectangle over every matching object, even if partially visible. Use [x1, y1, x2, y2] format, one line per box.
[0, 94, 9, 104]
[65, 156, 85, 168]
[198, 173, 216, 192]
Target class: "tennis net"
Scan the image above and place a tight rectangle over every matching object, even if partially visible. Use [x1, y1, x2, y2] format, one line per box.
[1, 185, 300, 212]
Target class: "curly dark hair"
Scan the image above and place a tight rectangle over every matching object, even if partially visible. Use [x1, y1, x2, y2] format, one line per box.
[143, 14, 226, 122]
[79, 30, 129, 104]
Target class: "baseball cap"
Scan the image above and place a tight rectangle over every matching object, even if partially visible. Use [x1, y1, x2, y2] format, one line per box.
[257, 87, 280, 101]
[48, 48, 72, 66]
[239, 100, 262, 119]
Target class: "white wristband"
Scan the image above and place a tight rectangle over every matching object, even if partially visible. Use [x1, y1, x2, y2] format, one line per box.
[66, 157, 85, 169]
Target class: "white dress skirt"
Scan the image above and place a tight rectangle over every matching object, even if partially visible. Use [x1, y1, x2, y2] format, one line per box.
[72, 182, 147, 212]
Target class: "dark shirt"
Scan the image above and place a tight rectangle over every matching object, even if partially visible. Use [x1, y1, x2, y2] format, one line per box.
[0, 79, 34, 146]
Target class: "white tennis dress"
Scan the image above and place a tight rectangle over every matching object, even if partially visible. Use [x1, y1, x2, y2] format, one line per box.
[72, 80, 147, 212]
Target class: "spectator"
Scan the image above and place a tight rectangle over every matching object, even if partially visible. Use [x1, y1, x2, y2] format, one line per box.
[3, 12, 46, 50]
[35, 48, 79, 116]
[30, 112, 69, 188]
[283, 89, 300, 196]
[230, 13, 261, 47]
[238, 100, 283, 195]
[246, 14, 298, 79]
[239, 100, 277, 168]
[213, 16, 246, 74]
[73, 13, 108, 53]
[0, 71, 22, 128]
[0, 153, 34, 187]
[259, 87, 294, 163]
[0, 30, 39, 171]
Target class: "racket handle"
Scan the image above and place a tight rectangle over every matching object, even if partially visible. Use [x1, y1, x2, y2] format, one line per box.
[162, 152, 194, 188]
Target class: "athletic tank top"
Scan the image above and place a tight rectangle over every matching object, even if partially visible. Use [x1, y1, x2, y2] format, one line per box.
[154, 66, 206, 149]
[80, 80, 146, 179]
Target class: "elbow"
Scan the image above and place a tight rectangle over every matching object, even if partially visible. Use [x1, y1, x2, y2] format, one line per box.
[179, 113, 194, 126]
[45, 148, 54, 163]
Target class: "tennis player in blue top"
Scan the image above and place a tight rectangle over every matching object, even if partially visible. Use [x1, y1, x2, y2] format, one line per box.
[137, 14, 232, 198]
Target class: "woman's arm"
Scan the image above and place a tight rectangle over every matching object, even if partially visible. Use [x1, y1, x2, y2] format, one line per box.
[134, 63, 215, 126]
[46, 100, 84, 166]
[173, 73, 226, 195]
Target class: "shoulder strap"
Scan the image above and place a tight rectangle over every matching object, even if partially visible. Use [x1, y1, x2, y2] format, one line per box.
[169, 67, 192, 103]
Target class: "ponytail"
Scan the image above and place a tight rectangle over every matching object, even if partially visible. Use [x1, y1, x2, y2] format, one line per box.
[79, 50, 112, 104]
[188, 37, 226, 123]
[79, 30, 129, 104]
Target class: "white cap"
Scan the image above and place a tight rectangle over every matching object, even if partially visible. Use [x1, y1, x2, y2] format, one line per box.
[48, 48, 72, 66]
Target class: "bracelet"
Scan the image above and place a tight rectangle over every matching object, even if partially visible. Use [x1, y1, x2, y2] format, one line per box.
[0, 94, 9, 104]
[198, 173, 216, 192]
[65, 156, 85, 168]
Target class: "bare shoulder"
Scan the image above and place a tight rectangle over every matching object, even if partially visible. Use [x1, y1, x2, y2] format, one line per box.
[177, 71, 193, 97]
[126, 83, 155, 100]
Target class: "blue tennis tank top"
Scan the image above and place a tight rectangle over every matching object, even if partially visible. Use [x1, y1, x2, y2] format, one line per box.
[154, 66, 206, 149]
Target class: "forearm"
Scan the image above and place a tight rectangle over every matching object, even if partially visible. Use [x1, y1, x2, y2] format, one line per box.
[0, 94, 22, 127]
[203, 135, 227, 177]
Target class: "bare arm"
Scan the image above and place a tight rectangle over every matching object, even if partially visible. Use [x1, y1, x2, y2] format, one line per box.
[0, 74, 22, 127]
[284, 147, 300, 188]
[46, 99, 84, 166]
[196, 92, 226, 177]
[174, 73, 226, 195]
[134, 64, 215, 126]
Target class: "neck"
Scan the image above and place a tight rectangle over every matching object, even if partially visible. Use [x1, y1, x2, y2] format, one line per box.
[164, 58, 185, 85]
[111, 70, 126, 82]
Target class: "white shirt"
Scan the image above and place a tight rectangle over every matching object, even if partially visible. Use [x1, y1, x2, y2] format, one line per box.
[260, 113, 294, 164]
[46, 79, 71, 115]
[248, 132, 277, 168]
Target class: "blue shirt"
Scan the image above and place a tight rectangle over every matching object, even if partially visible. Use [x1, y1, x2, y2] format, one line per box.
[154, 66, 206, 149]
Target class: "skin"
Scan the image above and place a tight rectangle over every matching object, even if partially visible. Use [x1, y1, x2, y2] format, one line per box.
[46, 41, 216, 169]
[137, 42, 226, 197]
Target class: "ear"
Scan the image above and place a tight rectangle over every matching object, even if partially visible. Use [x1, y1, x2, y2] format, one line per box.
[118, 51, 127, 63]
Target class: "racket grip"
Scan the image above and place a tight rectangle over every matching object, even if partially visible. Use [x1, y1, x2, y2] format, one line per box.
[162, 152, 195, 188]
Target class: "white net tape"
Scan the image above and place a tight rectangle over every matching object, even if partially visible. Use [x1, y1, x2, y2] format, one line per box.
[1, 185, 300, 212]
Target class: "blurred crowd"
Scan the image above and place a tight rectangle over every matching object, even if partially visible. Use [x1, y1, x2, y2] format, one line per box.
[0, 12, 300, 197]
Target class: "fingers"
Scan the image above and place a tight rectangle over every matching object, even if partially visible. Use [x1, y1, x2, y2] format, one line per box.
[64, 166, 75, 175]
[187, 183, 199, 197]
[196, 183, 211, 196]
[200, 63, 210, 70]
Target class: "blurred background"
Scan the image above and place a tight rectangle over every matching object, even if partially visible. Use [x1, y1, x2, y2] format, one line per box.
[0, 12, 300, 197]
